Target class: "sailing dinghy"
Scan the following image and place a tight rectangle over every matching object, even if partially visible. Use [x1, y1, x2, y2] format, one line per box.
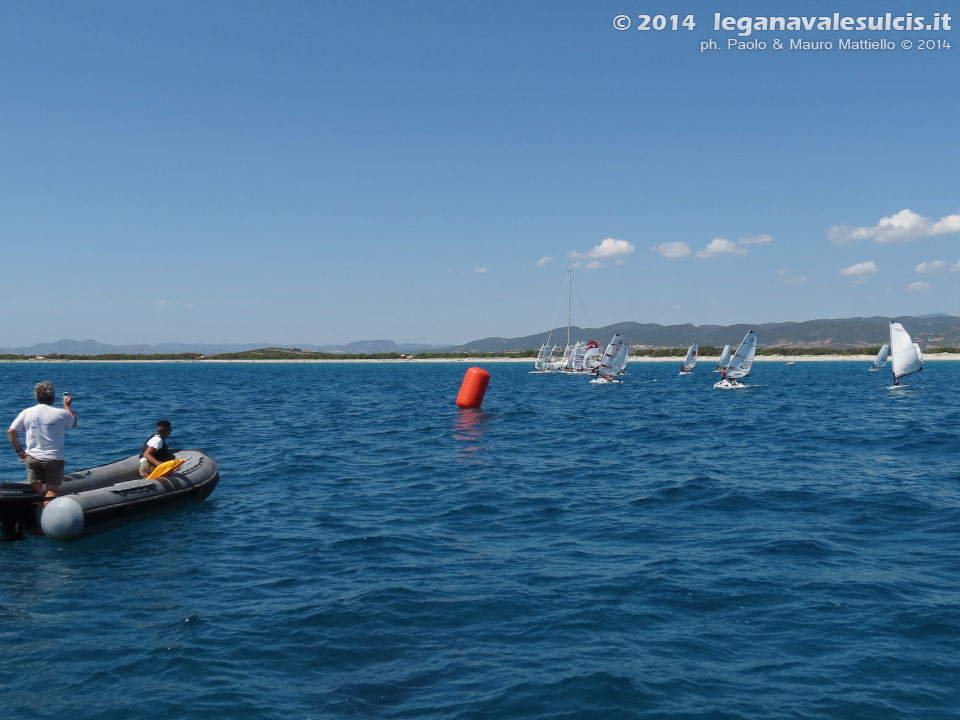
[532, 343, 551, 372]
[582, 341, 602, 371]
[567, 341, 587, 372]
[714, 331, 757, 389]
[869, 343, 889, 372]
[679, 342, 698, 375]
[889, 322, 923, 388]
[714, 344, 731, 372]
[531, 344, 563, 373]
[590, 334, 627, 384]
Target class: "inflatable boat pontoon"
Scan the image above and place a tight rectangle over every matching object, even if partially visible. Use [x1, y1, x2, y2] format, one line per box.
[0, 449, 219, 542]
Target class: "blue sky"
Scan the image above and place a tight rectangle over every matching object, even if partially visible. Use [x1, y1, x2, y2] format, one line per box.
[1, 1, 957, 346]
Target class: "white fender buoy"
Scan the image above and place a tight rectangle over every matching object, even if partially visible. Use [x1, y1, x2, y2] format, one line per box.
[41, 497, 85, 541]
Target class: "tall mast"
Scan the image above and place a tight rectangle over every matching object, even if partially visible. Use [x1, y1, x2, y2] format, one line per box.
[567, 268, 572, 347]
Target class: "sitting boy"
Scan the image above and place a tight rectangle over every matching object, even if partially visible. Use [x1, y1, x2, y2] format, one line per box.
[139, 420, 175, 477]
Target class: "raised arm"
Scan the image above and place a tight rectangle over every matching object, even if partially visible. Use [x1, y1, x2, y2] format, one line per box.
[63, 393, 77, 427]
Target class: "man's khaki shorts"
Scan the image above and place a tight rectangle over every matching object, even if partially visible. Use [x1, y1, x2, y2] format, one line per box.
[25, 457, 65, 487]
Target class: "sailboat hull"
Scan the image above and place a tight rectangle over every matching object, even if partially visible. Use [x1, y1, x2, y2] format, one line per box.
[713, 379, 746, 389]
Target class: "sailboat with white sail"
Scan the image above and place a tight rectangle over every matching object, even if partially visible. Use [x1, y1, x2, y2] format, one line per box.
[679, 342, 698, 375]
[533, 343, 551, 371]
[590, 334, 628, 383]
[714, 331, 757, 389]
[613, 337, 628, 373]
[714, 344, 731, 372]
[581, 341, 602, 372]
[868, 343, 889, 372]
[532, 343, 563, 372]
[566, 341, 587, 372]
[531, 269, 577, 374]
[889, 322, 923, 388]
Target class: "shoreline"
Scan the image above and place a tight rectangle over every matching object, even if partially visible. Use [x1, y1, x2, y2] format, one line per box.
[3, 354, 959, 364]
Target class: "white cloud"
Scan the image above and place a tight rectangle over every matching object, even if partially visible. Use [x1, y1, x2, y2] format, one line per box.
[570, 260, 604, 270]
[915, 260, 946, 273]
[952, 260, 960, 272]
[908, 281, 931, 292]
[841, 261, 877, 276]
[933, 215, 960, 234]
[474, 266, 488, 274]
[655, 242, 691, 258]
[777, 269, 806, 284]
[570, 237, 635, 261]
[829, 209, 960, 244]
[696, 238, 747, 258]
[158, 299, 167, 306]
[661, 234, 770, 260]
[738, 234, 773, 245]
[536, 256, 552, 268]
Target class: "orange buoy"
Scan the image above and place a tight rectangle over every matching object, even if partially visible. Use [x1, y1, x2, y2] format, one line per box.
[456, 367, 490, 408]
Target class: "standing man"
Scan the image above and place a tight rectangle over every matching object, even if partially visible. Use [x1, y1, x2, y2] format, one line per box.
[8, 381, 77, 501]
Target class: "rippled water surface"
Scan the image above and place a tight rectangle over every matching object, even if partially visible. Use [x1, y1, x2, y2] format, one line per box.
[2, 361, 959, 719]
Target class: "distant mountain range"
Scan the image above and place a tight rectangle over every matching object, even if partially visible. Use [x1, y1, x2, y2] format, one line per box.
[2, 316, 958, 356]
[0, 339, 449, 356]
[444, 315, 960, 352]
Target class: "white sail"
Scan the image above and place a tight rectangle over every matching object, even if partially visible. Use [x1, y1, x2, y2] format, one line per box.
[890, 322, 923, 379]
[870, 343, 889, 370]
[597, 334, 627, 377]
[582, 344, 602, 371]
[534, 343, 550, 370]
[612, 339, 628, 373]
[559, 344, 573, 369]
[568, 341, 586, 371]
[715, 344, 731, 371]
[542, 344, 562, 371]
[682, 342, 699, 372]
[724, 331, 757, 380]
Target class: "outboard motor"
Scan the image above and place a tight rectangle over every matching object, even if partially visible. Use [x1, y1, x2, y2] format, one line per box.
[0, 483, 42, 541]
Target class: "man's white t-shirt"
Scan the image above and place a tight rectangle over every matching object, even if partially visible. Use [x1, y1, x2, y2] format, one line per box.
[9, 404, 76, 461]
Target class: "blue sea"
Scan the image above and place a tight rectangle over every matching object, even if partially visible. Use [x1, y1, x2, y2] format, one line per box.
[2, 360, 959, 719]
